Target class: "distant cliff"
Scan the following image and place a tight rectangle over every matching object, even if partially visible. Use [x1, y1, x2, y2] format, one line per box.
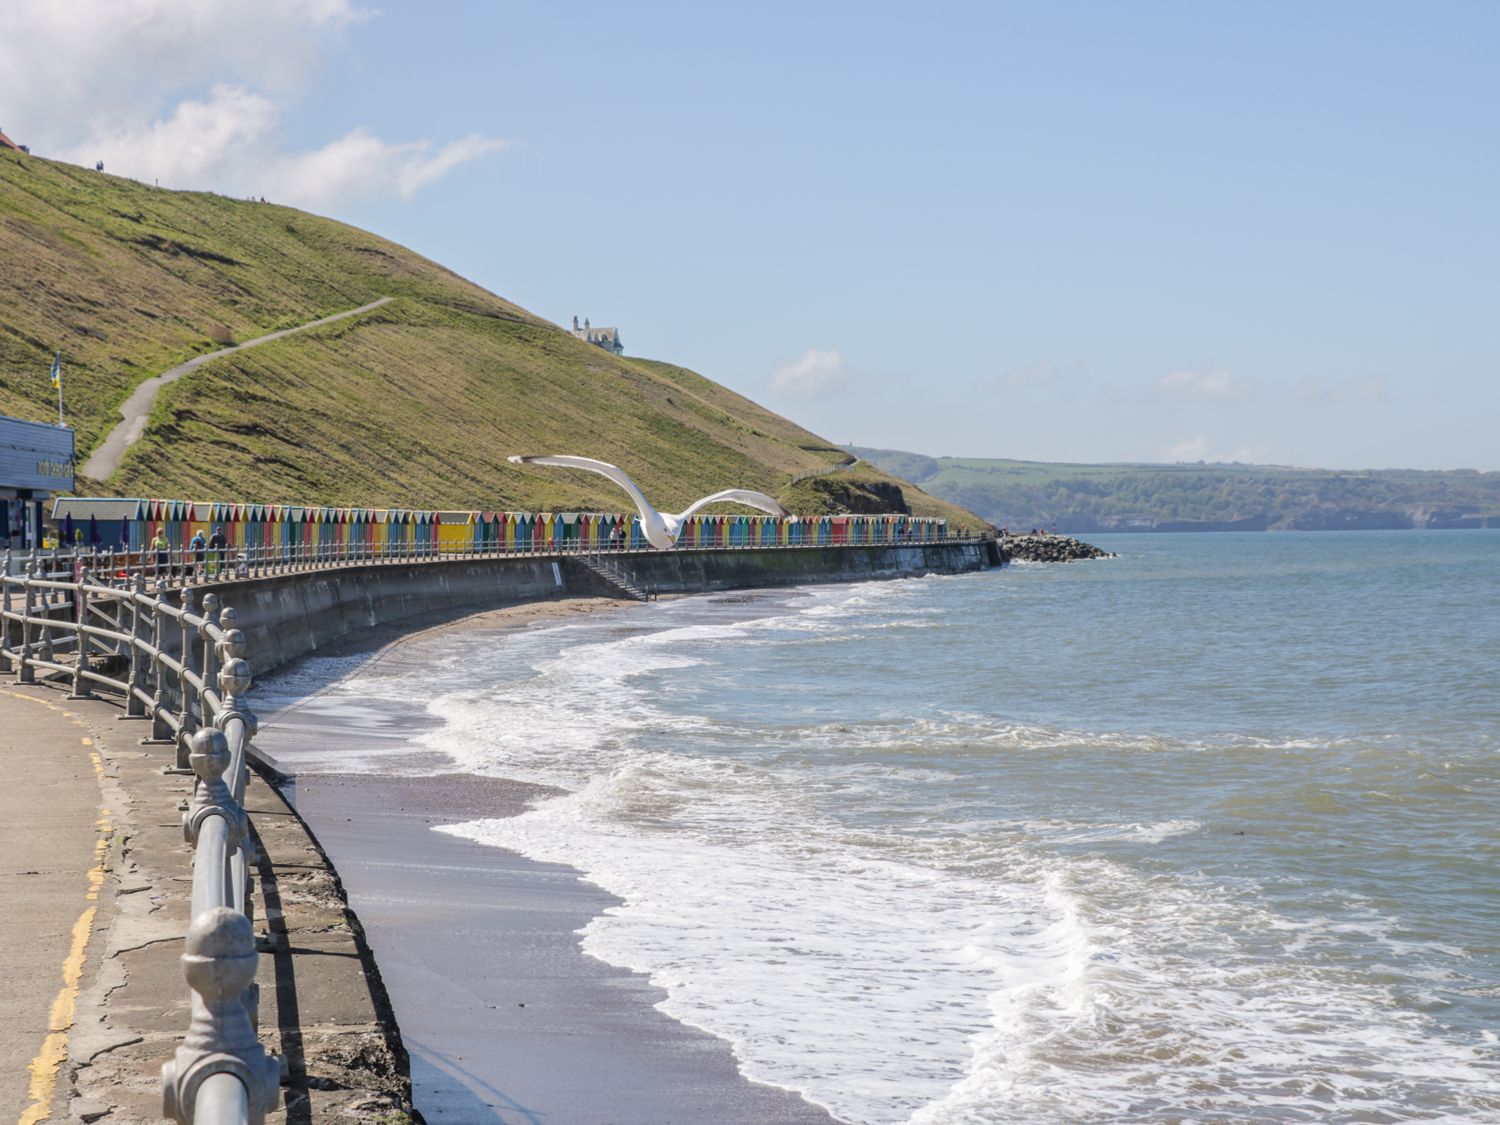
[852, 448, 1500, 532]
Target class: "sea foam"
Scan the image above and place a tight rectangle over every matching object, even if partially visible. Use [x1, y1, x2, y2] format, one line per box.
[275, 563, 1500, 1123]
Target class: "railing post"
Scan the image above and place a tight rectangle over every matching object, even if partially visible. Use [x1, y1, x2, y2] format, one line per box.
[175, 588, 197, 768]
[16, 552, 36, 683]
[215, 630, 255, 783]
[160, 908, 280, 1125]
[215, 609, 258, 935]
[69, 568, 93, 699]
[200, 593, 219, 711]
[124, 574, 148, 718]
[182, 727, 246, 856]
[0, 549, 10, 675]
[148, 584, 174, 744]
[38, 557, 56, 666]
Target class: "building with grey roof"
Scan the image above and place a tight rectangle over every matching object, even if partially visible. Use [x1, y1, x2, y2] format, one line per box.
[569, 316, 623, 355]
[1, 413, 74, 551]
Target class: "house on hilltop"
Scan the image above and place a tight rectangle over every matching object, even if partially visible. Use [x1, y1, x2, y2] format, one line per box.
[570, 315, 623, 355]
[0, 127, 28, 153]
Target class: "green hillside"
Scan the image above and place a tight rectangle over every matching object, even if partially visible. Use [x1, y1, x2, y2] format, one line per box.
[0, 150, 979, 526]
[853, 447, 1500, 531]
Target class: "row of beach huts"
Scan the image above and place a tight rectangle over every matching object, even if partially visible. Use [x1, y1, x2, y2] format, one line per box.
[48, 497, 950, 553]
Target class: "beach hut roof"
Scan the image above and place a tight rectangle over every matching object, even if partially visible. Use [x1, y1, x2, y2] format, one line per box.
[50, 497, 144, 521]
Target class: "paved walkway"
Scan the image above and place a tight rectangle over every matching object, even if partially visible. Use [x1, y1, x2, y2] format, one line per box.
[81, 297, 393, 480]
[0, 680, 418, 1123]
[0, 685, 111, 1125]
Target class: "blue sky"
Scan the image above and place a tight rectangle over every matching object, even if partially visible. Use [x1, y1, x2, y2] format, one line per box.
[2, 1, 1496, 469]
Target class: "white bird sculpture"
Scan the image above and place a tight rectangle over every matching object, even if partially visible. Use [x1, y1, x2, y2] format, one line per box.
[508, 454, 791, 549]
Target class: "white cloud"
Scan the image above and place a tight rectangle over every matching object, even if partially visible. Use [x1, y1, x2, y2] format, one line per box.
[0, 0, 361, 136]
[62, 85, 277, 184]
[0, 0, 505, 211]
[1293, 375, 1388, 405]
[771, 348, 847, 397]
[1156, 367, 1257, 401]
[1161, 435, 1276, 464]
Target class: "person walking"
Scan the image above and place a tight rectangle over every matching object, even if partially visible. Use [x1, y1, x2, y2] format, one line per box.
[207, 525, 227, 577]
[151, 528, 169, 579]
[189, 527, 207, 580]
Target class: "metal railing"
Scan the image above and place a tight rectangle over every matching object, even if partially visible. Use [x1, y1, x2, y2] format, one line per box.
[0, 525, 986, 1121]
[1, 552, 280, 1124]
[578, 548, 655, 601]
[788, 454, 860, 485]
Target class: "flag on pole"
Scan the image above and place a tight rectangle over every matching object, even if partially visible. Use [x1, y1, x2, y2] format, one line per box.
[50, 352, 61, 390]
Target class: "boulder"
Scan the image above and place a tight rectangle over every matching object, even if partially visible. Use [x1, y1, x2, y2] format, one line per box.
[997, 532, 1114, 563]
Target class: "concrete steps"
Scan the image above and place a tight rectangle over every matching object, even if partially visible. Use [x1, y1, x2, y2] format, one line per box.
[578, 556, 653, 601]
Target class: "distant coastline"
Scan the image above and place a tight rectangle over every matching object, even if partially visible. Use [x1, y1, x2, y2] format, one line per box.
[853, 446, 1500, 534]
[1044, 517, 1500, 534]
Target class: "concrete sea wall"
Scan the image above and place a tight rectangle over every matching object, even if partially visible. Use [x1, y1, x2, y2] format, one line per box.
[204, 542, 995, 677]
[605, 541, 996, 596]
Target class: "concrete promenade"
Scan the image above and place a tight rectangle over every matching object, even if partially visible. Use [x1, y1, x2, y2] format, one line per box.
[0, 687, 106, 1125]
[0, 681, 419, 1124]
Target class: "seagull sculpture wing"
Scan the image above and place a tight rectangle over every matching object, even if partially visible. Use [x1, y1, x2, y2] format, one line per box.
[509, 454, 656, 517]
[508, 455, 791, 549]
[677, 489, 790, 522]
[509, 454, 674, 546]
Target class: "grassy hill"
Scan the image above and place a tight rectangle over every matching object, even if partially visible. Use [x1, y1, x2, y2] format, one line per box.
[853, 447, 1500, 531]
[0, 151, 980, 526]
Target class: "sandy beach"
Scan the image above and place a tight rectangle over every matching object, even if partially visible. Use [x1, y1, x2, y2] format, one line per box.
[256, 597, 837, 1124]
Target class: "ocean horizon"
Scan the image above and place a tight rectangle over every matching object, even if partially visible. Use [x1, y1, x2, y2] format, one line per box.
[259, 530, 1500, 1123]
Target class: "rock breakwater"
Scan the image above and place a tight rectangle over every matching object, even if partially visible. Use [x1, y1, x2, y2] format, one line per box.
[999, 532, 1115, 562]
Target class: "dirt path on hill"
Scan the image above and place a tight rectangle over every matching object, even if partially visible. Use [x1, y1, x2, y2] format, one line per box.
[80, 296, 392, 481]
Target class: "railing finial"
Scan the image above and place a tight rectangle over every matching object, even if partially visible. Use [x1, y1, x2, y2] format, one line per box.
[200, 591, 220, 634]
[161, 907, 281, 1124]
[217, 606, 251, 730]
[183, 728, 246, 849]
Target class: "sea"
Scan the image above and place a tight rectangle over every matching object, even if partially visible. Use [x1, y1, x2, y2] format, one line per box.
[257, 531, 1500, 1124]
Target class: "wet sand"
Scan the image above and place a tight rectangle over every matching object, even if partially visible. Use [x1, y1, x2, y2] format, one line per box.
[257, 598, 838, 1124]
